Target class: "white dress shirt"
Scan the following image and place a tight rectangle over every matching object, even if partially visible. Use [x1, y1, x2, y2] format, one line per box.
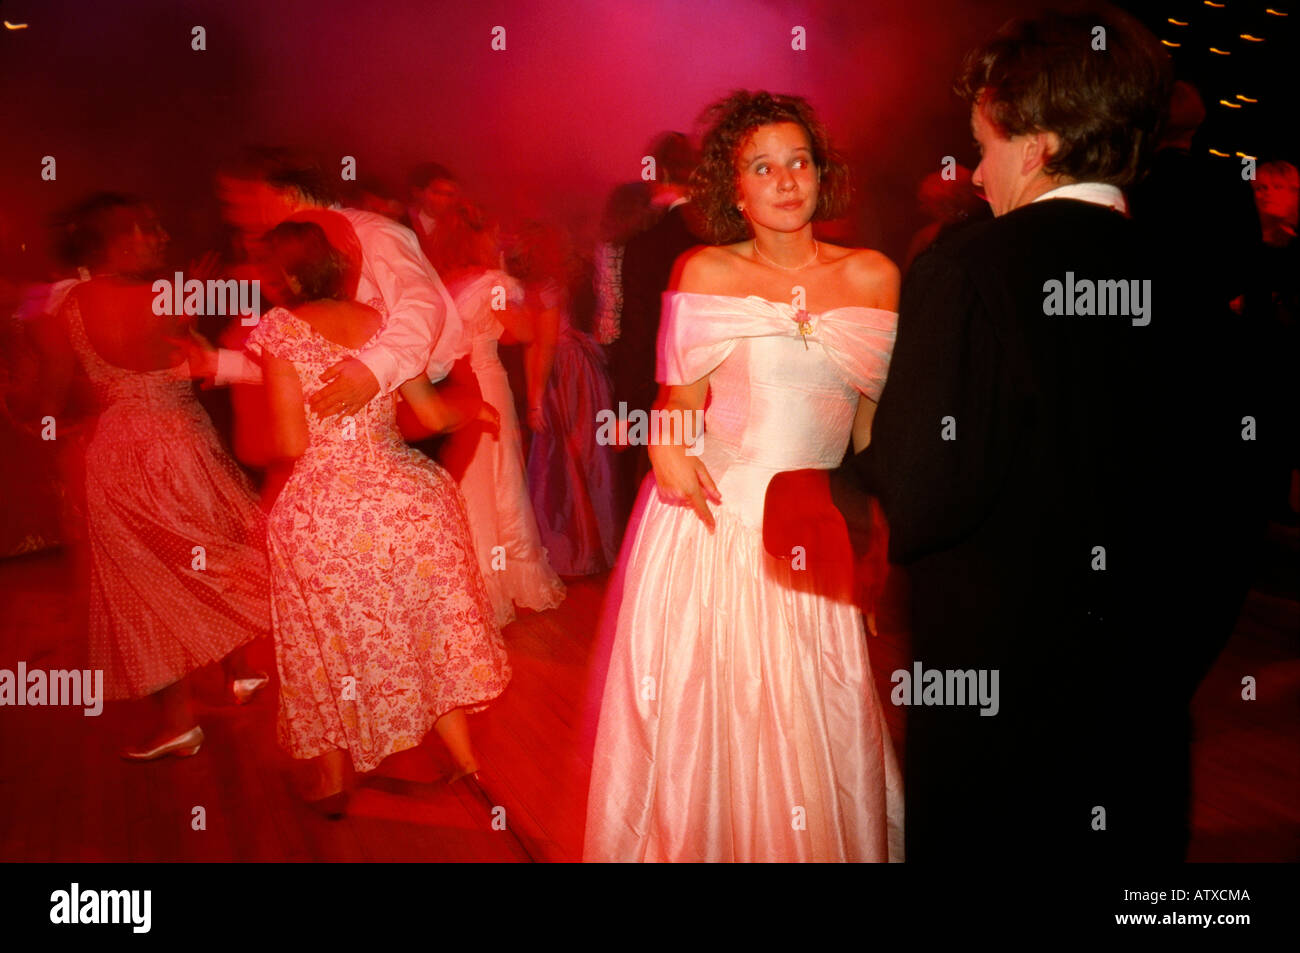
[1031, 182, 1127, 215]
[342, 206, 465, 388]
[215, 207, 466, 389]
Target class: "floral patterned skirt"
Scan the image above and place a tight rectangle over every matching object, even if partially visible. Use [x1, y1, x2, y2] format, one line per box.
[267, 444, 510, 772]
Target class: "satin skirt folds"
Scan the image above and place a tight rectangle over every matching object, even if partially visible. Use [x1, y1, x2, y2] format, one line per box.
[461, 340, 565, 625]
[527, 326, 621, 575]
[583, 448, 904, 862]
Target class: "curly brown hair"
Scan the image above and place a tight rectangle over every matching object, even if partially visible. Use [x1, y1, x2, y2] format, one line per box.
[691, 90, 850, 244]
[955, 8, 1172, 187]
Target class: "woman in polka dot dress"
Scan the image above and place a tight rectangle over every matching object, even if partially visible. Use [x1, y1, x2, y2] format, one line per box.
[47, 194, 271, 759]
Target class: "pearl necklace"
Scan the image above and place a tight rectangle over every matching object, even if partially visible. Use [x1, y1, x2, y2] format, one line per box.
[751, 239, 819, 271]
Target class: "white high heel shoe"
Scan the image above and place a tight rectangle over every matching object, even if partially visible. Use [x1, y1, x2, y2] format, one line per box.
[231, 673, 270, 705]
[121, 725, 204, 761]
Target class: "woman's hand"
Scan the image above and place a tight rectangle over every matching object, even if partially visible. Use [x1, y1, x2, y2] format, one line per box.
[649, 440, 721, 530]
[165, 328, 219, 380]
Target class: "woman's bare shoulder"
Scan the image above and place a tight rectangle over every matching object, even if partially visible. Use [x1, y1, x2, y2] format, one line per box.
[833, 246, 900, 307]
[66, 277, 111, 311]
[671, 243, 748, 294]
[820, 243, 897, 277]
[342, 298, 382, 323]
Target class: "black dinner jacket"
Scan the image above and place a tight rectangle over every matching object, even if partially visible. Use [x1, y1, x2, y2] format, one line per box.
[853, 196, 1266, 861]
[610, 203, 700, 416]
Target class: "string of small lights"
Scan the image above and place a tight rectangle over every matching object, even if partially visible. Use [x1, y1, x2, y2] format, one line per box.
[1130, 1, 1296, 164]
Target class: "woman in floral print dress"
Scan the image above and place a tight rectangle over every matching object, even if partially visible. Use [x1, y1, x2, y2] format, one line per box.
[245, 220, 509, 811]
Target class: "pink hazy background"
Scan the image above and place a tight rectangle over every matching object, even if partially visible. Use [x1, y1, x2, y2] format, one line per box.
[0, 0, 1054, 271]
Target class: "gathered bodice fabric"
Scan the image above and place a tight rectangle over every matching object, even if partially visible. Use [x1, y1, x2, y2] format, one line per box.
[657, 292, 898, 529]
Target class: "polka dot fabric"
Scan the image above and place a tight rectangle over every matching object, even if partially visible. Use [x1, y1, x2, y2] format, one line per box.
[64, 293, 270, 701]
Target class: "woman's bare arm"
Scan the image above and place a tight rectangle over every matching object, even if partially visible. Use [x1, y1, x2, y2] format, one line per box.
[644, 248, 723, 526]
[524, 292, 559, 430]
[852, 395, 879, 453]
[496, 297, 534, 345]
[396, 355, 485, 436]
[848, 249, 898, 453]
[259, 353, 308, 461]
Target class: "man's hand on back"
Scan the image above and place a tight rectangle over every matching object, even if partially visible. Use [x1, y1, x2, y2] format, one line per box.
[310, 358, 380, 419]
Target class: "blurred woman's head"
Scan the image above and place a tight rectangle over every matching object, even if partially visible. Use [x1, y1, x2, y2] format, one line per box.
[264, 220, 349, 306]
[56, 193, 167, 277]
[428, 201, 501, 279]
[505, 220, 598, 330]
[506, 219, 579, 288]
[692, 90, 849, 244]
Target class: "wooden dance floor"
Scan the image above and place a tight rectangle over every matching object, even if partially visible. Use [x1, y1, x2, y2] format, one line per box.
[1, 527, 1297, 863]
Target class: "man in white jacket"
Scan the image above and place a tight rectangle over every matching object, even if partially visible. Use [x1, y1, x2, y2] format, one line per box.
[207, 153, 464, 414]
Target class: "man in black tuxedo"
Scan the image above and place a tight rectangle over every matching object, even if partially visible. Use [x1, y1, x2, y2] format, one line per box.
[1127, 80, 1262, 316]
[854, 9, 1265, 862]
[1127, 79, 1271, 678]
[609, 133, 701, 513]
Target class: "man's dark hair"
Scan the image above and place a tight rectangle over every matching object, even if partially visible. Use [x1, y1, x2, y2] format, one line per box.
[648, 132, 697, 187]
[221, 147, 337, 206]
[408, 162, 458, 191]
[955, 7, 1173, 186]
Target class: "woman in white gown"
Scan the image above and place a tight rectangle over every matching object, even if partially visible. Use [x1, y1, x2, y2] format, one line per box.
[437, 204, 565, 626]
[584, 91, 904, 861]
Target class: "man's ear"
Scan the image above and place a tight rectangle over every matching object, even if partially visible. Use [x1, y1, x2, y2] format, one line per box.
[1022, 130, 1061, 175]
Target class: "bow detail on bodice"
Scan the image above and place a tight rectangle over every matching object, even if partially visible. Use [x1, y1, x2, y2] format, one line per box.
[657, 292, 898, 402]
